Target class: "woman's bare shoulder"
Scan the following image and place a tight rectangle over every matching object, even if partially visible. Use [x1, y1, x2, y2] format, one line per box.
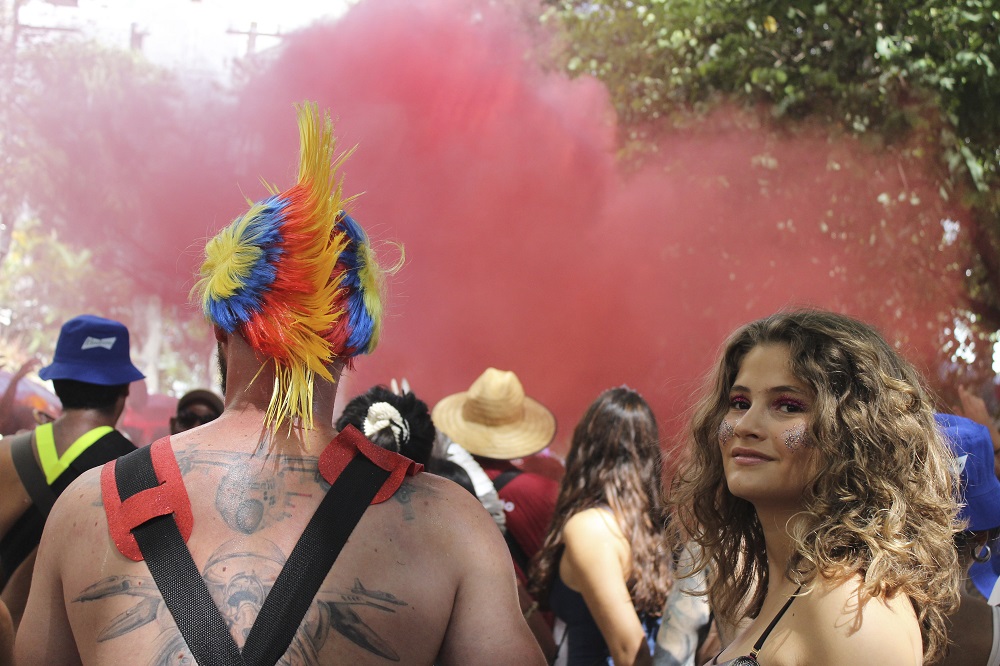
[782, 574, 921, 665]
[564, 507, 624, 543]
[561, 508, 630, 582]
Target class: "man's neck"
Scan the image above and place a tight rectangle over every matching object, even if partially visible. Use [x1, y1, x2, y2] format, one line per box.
[50, 409, 119, 454]
[215, 332, 345, 457]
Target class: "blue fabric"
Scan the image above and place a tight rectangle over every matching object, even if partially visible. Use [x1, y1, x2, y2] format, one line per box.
[334, 213, 376, 353]
[936, 413, 1000, 532]
[971, 539, 1000, 599]
[206, 196, 287, 333]
[549, 567, 660, 666]
[38, 315, 144, 385]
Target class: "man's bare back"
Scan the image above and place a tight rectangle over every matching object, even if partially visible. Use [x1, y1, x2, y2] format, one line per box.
[18, 429, 542, 665]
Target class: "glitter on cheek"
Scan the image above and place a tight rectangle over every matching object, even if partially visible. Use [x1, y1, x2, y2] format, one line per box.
[717, 419, 735, 447]
[783, 424, 810, 451]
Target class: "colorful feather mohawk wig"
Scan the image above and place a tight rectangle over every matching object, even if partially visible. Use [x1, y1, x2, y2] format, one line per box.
[193, 102, 385, 430]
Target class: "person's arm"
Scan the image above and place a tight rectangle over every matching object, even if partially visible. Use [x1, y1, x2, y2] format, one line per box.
[562, 509, 652, 666]
[956, 385, 1000, 477]
[13, 485, 83, 665]
[436, 484, 546, 666]
[0, 359, 38, 434]
[518, 579, 557, 663]
[0, 599, 12, 666]
[653, 543, 711, 666]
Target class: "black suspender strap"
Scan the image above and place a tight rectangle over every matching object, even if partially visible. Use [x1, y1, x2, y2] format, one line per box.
[116, 445, 241, 666]
[114, 445, 390, 666]
[242, 454, 389, 666]
[10, 431, 57, 516]
[504, 528, 531, 575]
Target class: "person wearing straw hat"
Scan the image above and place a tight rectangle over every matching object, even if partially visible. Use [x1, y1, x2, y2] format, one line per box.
[432, 368, 559, 587]
[16, 104, 544, 666]
[0, 314, 141, 633]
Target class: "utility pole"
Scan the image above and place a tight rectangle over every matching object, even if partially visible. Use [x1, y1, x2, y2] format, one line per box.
[226, 21, 282, 56]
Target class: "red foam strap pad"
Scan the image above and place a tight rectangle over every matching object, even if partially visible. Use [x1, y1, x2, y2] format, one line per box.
[320, 425, 422, 503]
[101, 438, 194, 562]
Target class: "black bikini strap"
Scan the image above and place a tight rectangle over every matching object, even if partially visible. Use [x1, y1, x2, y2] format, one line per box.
[751, 585, 803, 655]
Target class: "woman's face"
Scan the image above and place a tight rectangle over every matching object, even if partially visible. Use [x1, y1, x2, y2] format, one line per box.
[718, 343, 821, 511]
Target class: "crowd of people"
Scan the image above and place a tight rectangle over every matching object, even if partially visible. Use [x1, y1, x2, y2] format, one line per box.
[0, 102, 999, 665]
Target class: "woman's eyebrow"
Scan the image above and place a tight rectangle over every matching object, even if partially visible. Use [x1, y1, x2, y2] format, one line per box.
[729, 384, 809, 395]
[770, 384, 809, 395]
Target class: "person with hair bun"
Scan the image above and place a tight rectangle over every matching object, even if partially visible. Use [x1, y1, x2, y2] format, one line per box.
[336, 384, 436, 464]
[671, 309, 961, 666]
[529, 386, 670, 666]
[337, 384, 478, 496]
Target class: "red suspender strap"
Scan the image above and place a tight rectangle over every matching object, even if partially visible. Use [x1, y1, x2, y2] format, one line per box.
[319, 424, 422, 501]
[101, 438, 193, 562]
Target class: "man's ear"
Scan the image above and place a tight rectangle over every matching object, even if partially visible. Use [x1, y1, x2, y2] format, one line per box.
[214, 325, 227, 343]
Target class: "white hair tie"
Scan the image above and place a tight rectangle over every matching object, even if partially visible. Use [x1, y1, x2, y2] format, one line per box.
[363, 402, 410, 450]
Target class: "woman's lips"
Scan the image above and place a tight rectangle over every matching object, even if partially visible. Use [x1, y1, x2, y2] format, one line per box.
[730, 447, 774, 464]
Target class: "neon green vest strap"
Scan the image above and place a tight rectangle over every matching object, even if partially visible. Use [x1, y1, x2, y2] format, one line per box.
[35, 423, 115, 485]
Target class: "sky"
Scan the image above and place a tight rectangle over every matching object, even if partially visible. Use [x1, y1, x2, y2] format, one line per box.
[17, 0, 351, 82]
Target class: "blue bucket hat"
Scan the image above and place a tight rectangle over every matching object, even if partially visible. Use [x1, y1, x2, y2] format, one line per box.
[936, 413, 1000, 532]
[38, 315, 145, 386]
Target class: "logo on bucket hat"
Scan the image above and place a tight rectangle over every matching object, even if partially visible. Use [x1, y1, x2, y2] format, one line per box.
[38, 315, 145, 386]
[81, 336, 117, 351]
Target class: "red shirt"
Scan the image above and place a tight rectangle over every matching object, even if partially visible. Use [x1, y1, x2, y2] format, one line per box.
[477, 458, 559, 582]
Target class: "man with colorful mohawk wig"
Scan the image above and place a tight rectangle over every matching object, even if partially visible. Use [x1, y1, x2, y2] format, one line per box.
[17, 103, 546, 666]
[195, 102, 383, 431]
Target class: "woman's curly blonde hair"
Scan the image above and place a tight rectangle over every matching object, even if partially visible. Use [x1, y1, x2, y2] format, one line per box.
[670, 309, 961, 664]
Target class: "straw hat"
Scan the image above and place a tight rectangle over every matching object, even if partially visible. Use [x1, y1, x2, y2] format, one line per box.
[432, 368, 556, 460]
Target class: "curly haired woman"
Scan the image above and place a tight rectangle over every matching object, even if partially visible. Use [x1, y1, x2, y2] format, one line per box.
[529, 387, 670, 666]
[671, 309, 961, 665]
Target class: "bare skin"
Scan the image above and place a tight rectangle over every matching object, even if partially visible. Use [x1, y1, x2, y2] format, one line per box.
[0, 598, 12, 666]
[955, 384, 1000, 478]
[0, 396, 126, 631]
[16, 331, 544, 665]
[0, 359, 40, 436]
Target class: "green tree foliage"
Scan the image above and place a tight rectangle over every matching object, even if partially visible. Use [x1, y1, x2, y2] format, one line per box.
[0, 217, 213, 391]
[0, 217, 135, 352]
[0, 29, 236, 392]
[0, 33, 237, 300]
[544, 0, 1000, 382]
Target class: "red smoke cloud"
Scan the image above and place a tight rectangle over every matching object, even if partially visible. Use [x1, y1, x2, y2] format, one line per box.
[19, 0, 969, 452]
[228, 0, 965, 452]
